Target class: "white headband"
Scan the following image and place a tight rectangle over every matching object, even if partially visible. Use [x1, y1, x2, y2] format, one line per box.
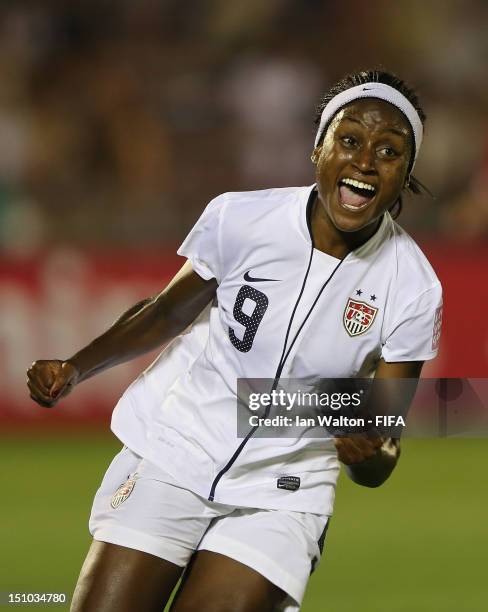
[314, 82, 423, 168]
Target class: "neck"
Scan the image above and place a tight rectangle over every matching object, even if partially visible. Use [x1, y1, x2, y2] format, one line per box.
[310, 195, 382, 259]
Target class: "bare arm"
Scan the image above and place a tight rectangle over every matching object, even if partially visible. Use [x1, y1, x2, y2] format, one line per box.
[27, 261, 217, 407]
[335, 359, 423, 488]
[110, 297, 155, 326]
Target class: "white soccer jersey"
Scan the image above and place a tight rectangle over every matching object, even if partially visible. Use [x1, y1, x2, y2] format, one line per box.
[111, 184, 442, 515]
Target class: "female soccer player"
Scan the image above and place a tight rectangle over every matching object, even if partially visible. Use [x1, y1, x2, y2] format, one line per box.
[28, 70, 442, 612]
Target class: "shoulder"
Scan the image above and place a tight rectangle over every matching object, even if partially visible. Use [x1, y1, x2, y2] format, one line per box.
[206, 185, 311, 277]
[205, 186, 311, 248]
[384, 216, 441, 295]
[212, 185, 311, 214]
[378, 218, 443, 359]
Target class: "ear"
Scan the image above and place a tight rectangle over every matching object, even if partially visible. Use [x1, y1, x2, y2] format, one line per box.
[310, 146, 321, 165]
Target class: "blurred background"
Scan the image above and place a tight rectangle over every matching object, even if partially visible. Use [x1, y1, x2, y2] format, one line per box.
[1, 1, 487, 610]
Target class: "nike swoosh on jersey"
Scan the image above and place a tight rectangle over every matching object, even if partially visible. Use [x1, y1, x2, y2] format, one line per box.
[243, 270, 280, 283]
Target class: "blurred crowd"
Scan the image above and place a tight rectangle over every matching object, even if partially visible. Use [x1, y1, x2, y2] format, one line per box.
[0, 0, 487, 253]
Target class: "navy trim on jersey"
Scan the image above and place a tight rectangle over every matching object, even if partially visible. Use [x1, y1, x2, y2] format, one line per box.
[208, 189, 346, 502]
[274, 189, 317, 379]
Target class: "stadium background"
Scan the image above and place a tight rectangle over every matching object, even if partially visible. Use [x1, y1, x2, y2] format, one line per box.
[1, 1, 487, 610]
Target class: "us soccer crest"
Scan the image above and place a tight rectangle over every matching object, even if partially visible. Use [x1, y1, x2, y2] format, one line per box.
[343, 298, 378, 337]
[111, 477, 136, 509]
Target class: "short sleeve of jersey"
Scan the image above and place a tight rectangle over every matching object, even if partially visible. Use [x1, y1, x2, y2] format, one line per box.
[381, 283, 443, 362]
[177, 195, 226, 282]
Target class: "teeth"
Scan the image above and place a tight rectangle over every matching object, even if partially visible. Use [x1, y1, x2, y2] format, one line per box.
[341, 177, 376, 193]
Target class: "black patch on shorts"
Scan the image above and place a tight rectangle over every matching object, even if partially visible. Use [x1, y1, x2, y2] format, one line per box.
[277, 476, 301, 491]
[310, 520, 331, 574]
[317, 520, 330, 555]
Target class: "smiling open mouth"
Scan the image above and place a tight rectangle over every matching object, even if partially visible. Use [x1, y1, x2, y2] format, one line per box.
[338, 177, 377, 211]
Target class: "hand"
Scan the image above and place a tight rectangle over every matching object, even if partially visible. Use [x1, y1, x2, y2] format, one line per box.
[27, 360, 80, 408]
[334, 434, 384, 465]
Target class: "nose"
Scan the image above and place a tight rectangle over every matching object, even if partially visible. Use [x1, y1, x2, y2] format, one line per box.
[353, 144, 376, 175]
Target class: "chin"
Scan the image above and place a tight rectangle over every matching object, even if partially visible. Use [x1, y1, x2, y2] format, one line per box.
[329, 202, 379, 234]
[332, 214, 372, 233]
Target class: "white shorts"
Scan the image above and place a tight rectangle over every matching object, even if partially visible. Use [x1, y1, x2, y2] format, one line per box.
[89, 447, 330, 611]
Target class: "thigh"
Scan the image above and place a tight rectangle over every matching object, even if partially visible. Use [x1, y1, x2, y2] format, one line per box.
[196, 507, 330, 610]
[170, 550, 286, 612]
[71, 540, 182, 612]
[80, 448, 235, 611]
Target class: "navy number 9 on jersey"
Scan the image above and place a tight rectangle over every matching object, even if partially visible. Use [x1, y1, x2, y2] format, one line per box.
[229, 285, 268, 352]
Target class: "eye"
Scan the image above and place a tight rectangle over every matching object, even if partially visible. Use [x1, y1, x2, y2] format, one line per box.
[340, 135, 358, 148]
[378, 146, 399, 158]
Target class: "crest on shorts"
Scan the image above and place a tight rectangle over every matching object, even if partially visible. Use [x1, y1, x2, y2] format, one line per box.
[343, 298, 378, 337]
[111, 478, 136, 509]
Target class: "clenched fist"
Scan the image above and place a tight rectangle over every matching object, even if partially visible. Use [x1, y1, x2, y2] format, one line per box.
[27, 360, 80, 408]
[334, 434, 384, 465]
